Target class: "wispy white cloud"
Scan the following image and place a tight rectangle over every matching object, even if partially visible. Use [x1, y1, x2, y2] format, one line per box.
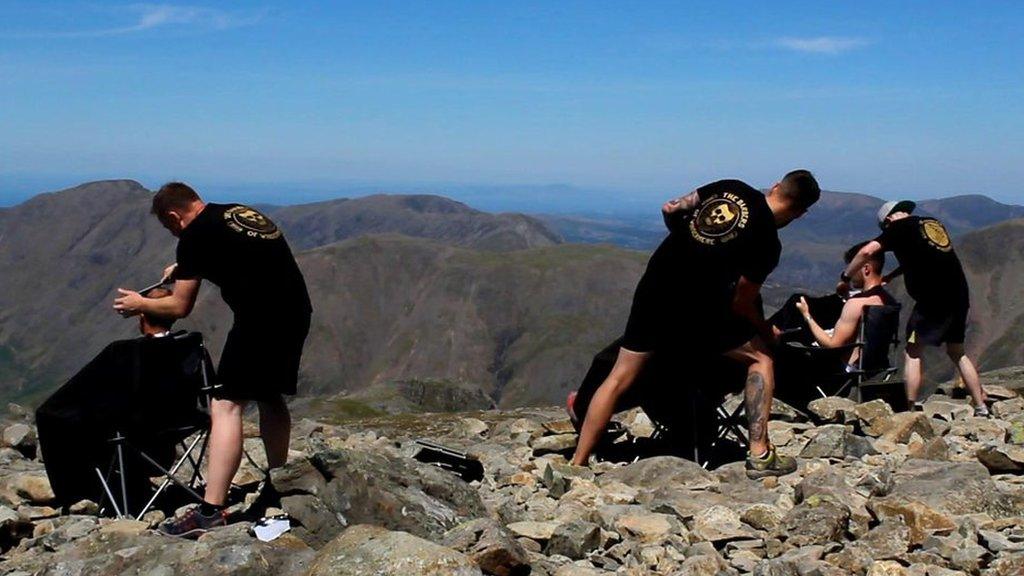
[2, 4, 266, 39]
[774, 36, 871, 55]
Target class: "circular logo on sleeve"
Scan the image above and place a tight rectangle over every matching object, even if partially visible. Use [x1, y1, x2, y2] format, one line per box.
[224, 206, 282, 240]
[689, 193, 749, 245]
[920, 219, 951, 252]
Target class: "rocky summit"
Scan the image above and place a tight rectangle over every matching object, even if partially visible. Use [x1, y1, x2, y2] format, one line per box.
[2, 381, 1024, 575]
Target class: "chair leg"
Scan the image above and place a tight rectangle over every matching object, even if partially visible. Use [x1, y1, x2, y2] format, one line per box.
[689, 398, 704, 467]
[94, 467, 124, 519]
[136, 432, 208, 520]
[728, 404, 749, 447]
[185, 431, 211, 488]
[115, 437, 129, 517]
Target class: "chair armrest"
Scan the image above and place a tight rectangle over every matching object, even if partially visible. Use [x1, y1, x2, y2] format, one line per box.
[784, 341, 862, 354]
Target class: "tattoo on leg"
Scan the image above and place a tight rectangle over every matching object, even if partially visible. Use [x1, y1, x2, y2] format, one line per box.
[745, 371, 767, 445]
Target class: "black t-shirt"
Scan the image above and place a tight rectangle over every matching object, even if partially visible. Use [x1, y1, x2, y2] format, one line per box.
[688, 179, 781, 287]
[175, 203, 312, 320]
[874, 216, 968, 308]
[658, 179, 781, 303]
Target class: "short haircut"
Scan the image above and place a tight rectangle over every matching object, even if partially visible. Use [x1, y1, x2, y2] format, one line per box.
[777, 169, 821, 211]
[151, 182, 201, 220]
[142, 287, 176, 330]
[844, 241, 885, 270]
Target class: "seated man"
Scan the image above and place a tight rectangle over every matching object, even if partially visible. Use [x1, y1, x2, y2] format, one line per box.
[769, 243, 897, 407]
[786, 239, 892, 360]
[36, 288, 191, 508]
[793, 241, 897, 366]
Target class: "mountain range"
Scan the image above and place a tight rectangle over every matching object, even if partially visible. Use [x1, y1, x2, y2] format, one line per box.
[0, 180, 1021, 407]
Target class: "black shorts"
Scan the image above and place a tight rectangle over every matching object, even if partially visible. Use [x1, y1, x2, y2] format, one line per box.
[216, 312, 311, 401]
[906, 303, 968, 346]
[620, 266, 755, 355]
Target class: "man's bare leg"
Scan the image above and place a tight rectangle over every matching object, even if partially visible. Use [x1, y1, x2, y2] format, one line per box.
[904, 342, 923, 404]
[257, 395, 291, 469]
[725, 337, 775, 457]
[571, 348, 649, 466]
[946, 343, 987, 408]
[204, 398, 246, 506]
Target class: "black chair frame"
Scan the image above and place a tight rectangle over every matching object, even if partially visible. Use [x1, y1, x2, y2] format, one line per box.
[784, 303, 902, 402]
[95, 332, 219, 520]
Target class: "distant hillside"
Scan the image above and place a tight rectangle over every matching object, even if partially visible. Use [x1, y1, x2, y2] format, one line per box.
[958, 219, 1024, 372]
[0, 180, 177, 401]
[267, 194, 562, 252]
[0, 181, 567, 404]
[294, 236, 645, 407]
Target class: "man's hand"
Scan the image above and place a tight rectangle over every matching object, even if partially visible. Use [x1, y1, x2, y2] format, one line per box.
[795, 296, 811, 321]
[113, 288, 145, 317]
[162, 263, 178, 283]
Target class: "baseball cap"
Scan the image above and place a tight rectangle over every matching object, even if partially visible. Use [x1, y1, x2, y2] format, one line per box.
[876, 200, 916, 229]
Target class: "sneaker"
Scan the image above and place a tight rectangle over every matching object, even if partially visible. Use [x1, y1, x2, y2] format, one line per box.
[745, 446, 798, 479]
[566, 391, 579, 425]
[159, 506, 226, 539]
[974, 406, 991, 418]
[911, 402, 925, 413]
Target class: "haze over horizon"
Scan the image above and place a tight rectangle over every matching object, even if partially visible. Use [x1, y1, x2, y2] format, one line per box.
[2, 1, 1022, 208]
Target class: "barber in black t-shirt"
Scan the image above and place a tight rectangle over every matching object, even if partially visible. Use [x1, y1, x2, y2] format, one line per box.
[840, 200, 988, 415]
[113, 182, 312, 536]
[570, 170, 821, 478]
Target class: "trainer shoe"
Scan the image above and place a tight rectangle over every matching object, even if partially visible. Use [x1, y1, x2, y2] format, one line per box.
[745, 446, 798, 479]
[566, 391, 579, 425]
[974, 406, 991, 418]
[159, 506, 226, 539]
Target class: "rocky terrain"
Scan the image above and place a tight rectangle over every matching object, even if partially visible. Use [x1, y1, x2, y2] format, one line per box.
[1, 370, 1024, 575]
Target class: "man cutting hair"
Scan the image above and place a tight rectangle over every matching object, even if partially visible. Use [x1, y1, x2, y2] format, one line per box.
[840, 200, 988, 414]
[114, 182, 312, 537]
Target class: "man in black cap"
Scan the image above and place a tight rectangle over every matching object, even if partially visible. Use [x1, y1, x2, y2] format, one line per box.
[570, 170, 821, 478]
[840, 200, 988, 414]
[114, 182, 312, 536]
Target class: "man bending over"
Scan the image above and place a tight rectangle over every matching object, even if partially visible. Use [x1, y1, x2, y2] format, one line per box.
[114, 182, 312, 536]
[570, 170, 821, 478]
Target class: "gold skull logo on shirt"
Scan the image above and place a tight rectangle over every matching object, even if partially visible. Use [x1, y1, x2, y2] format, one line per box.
[224, 205, 282, 240]
[690, 193, 749, 245]
[920, 219, 952, 252]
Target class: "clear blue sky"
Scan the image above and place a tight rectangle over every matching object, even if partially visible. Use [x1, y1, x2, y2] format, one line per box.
[2, 1, 1022, 207]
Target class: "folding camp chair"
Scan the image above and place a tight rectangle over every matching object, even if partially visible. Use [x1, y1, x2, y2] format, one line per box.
[684, 359, 749, 468]
[95, 331, 218, 519]
[782, 304, 903, 405]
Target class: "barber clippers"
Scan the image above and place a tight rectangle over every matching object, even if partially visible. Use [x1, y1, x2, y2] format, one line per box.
[117, 279, 174, 317]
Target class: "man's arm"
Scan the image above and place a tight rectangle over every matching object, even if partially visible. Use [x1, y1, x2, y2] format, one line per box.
[662, 190, 701, 231]
[113, 278, 201, 318]
[798, 297, 860, 348]
[732, 276, 777, 346]
[837, 240, 884, 294]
